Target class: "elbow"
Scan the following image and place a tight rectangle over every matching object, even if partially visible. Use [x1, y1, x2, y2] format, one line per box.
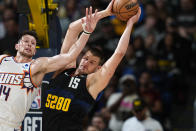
[68, 22, 74, 29]
[68, 22, 76, 31]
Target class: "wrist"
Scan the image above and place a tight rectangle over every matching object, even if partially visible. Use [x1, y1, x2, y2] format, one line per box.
[99, 10, 111, 18]
[82, 23, 92, 35]
[83, 31, 91, 35]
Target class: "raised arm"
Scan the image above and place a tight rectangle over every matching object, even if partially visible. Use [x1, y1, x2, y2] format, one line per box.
[87, 8, 142, 99]
[60, 0, 114, 54]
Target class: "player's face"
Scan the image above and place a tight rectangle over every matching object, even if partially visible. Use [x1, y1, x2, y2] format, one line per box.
[16, 35, 37, 58]
[78, 51, 101, 74]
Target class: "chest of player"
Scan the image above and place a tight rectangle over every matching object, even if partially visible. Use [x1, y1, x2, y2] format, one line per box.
[47, 72, 89, 101]
[0, 57, 31, 87]
[54, 72, 86, 92]
[45, 71, 94, 113]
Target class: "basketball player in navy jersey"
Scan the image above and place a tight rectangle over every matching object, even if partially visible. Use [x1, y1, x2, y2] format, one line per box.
[43, 2, 141, 131]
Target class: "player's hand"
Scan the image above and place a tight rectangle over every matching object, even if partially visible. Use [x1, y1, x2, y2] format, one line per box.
[81, 7, 98, 33]
[105, 0, 115, 16]
[127, 7, 141, 25]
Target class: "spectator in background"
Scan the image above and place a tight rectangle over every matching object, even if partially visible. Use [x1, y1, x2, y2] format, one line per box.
[88, 19, 119, 56]
[144, 32, 157, 55]
[143, 55, 167, 88]
[154, 0, 170, 32]
[122, 44, 137, 74]
[165, 16, 192, 74]
[157, 32, 178, 73]
[121, 36, 146, 75]
[0, 6, 19, 56]
[58, 0, 81, 36]
[138, 71, 153, 95]
[91, 113, 111, 131]
[132, 35, 146, 62]
[175, 0, 196, 40]
[122, 98, 163, 131]
[86, 124, 99, 131]
[144, 2, 157, 17]
[106, 74, 138, 131]
[133, 15, 163, 46]
[138, 71, 166, 127]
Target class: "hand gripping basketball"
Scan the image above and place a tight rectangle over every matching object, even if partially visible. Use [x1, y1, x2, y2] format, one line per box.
[112, 0, 139, 21]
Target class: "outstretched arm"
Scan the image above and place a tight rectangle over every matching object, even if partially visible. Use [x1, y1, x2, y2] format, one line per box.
[60, 0, 114, 55]
[87, 8, 142, 99]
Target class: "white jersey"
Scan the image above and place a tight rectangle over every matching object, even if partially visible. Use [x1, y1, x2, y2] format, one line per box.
[0, 56, 39, 128]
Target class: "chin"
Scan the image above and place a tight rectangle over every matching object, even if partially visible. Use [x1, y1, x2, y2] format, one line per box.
[79, 69, 88, 75]
[21, 52, 33, 58]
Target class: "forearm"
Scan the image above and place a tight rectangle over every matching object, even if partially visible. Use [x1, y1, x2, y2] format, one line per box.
[60, 26, 79, 54]
[68, 10, 111, 34]
[68, 33, 90, 60]
[114, 24, 133, 55]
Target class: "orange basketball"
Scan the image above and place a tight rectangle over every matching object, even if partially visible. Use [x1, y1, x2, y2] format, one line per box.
[112, 0, 139, 21]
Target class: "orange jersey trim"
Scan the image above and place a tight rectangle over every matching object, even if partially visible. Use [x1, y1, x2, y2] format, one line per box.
[29, 63, 39, 88]
[0, 55, 9, 64]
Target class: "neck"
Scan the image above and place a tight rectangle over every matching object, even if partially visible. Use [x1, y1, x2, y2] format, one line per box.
[15, 54, 32, 63]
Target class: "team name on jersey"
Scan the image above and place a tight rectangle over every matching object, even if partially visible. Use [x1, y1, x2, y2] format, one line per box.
[0, 73, 24, 85]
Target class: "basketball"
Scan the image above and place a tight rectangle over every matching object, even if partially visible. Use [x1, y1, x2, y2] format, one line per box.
[112, 0, 139, 21]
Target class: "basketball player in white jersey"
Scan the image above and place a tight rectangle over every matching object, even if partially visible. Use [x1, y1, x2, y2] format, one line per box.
[0, 7, 102, 131]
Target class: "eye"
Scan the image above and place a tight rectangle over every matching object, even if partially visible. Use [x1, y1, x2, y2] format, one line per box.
[24, 40, 29, 43]
[83, 57, 88, 60]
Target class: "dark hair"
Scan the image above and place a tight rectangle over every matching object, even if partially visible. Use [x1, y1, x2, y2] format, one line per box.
[87, 46, 105, 65]
[19, 30, 38, 42]
[93, 112, 106, 124]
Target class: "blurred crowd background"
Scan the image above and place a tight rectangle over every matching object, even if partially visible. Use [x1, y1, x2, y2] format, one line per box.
[0, 0, 195, 131]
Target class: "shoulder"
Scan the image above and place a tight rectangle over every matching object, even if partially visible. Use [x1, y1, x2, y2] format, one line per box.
[144, 117, 163, 130]
[122, 117, 144, 131]
[0, 55, 9, 63]
[0, 55, 9, 60]
[124, 116, 138, 123]
[147, 117, 162, 124]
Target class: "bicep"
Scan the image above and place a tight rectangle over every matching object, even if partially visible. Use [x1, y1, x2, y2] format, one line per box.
[96, 53, 123, 85]
[88, 53, 124, 97]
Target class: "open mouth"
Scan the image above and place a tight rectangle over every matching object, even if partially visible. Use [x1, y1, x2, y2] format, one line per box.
[25, 48, 31, 52]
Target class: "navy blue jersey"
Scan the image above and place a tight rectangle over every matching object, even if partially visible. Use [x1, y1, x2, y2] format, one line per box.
[43, 69, 95, 131]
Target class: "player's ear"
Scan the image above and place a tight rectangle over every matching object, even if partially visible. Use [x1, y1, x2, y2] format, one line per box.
[15, 40, 21, 50]
[15, 43, 19, 50]
[96, 65, 102, 71]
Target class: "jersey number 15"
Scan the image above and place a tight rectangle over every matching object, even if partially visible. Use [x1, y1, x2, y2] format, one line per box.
[68, 77, 80, 89]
